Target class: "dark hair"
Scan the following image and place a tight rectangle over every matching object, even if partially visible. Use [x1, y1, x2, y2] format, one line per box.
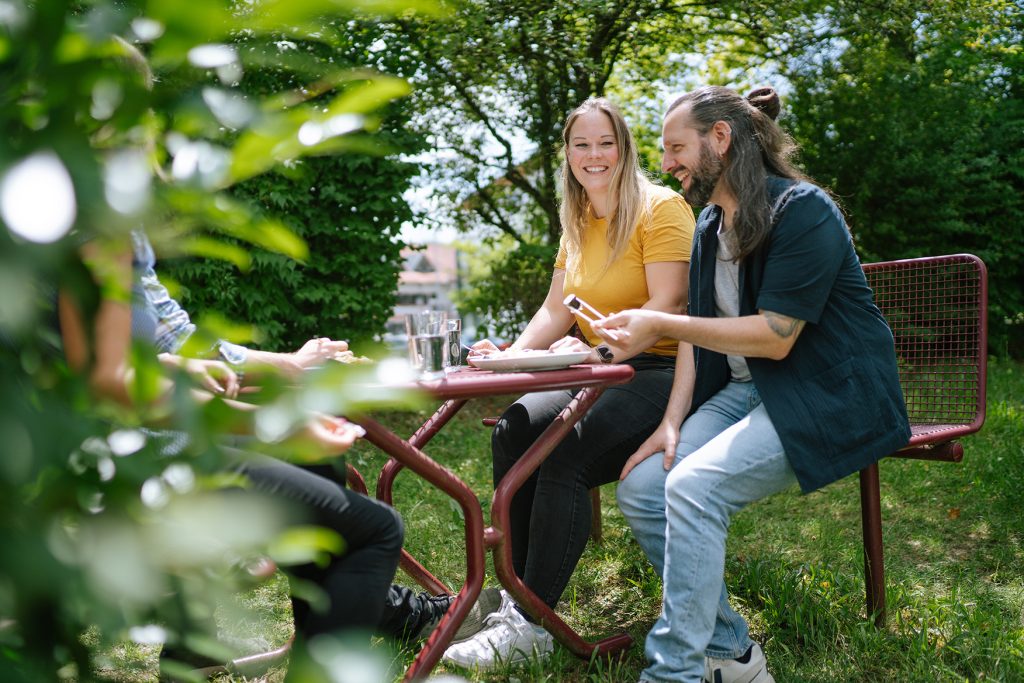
[666, 85, 808, 261]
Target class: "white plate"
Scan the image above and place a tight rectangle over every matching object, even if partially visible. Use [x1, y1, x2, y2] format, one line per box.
[468, 350, 592, 372]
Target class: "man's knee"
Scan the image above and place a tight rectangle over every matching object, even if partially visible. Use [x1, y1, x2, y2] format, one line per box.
[616, 456, 666, 516]
[664, 460, 706, 511]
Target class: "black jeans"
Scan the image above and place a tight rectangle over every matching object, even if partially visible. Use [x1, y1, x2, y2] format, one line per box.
[233, 454, 404, 638]
[491, 353, 675, 610]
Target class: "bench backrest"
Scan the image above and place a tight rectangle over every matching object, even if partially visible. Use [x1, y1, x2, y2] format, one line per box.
[862, 254, 988, 438]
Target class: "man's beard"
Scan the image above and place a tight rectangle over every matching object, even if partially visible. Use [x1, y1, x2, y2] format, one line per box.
[682, 139, 723, 207]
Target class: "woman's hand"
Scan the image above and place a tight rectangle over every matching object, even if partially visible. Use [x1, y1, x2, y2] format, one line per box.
[288, 414, 366, 462]
[593, 309, 667, 358]
[548, 336, 602, 364]
[294, 337, 351, 369]
[468, 339, 501, 358]
[620, 418, 681, 480]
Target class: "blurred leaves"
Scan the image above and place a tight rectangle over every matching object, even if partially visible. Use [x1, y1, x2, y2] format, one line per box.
[0, 0, 431, 680]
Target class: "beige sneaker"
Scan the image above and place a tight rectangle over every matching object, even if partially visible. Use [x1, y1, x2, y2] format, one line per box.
[417, 587, 503, 644]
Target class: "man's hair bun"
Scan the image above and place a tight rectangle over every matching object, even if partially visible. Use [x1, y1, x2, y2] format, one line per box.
[746, 86, 780, 121]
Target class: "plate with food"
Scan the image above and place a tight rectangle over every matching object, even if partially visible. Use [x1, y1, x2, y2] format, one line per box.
[468, 348, 592, 372]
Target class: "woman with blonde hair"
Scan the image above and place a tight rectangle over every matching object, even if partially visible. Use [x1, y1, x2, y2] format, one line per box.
[445, 98, 695, 669]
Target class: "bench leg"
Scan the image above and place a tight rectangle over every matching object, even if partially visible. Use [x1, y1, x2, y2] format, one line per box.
[859, 463, 886, 626]
[590, 488, 602, 544]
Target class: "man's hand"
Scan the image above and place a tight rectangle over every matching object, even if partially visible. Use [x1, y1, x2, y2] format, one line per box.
[593, 309, 667, 357]
[620, 419, 680, 480]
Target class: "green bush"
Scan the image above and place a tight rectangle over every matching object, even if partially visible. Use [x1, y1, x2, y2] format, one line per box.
[785, 1, 1024, 356]
[160, 36, 424, 352]
[455, 239, 558, 342]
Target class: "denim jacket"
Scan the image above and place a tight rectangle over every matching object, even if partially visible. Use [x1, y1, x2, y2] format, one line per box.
[687, 177, 911, 493]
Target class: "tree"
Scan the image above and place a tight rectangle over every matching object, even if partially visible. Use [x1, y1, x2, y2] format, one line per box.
[381, 0, 850, 335]
[782, 0, 1024, 355]
[160, 33, 426, 352]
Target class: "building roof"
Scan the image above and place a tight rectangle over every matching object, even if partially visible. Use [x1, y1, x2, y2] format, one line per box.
[400, 243, 457, 285]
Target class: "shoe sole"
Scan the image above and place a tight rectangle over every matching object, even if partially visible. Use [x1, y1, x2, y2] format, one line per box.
[708, 665, 775, 683]
[444, 642, 553, 670]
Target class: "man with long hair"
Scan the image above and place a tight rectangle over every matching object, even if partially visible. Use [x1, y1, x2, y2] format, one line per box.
[593, 86, 910, 683]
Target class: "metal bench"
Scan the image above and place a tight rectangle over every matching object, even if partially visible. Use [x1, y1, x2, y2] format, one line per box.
[859, 253, 988, 625]
[480, 253, 988, 627]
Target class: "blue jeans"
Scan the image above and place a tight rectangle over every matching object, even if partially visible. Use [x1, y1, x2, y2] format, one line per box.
[616, 381, 798, 682]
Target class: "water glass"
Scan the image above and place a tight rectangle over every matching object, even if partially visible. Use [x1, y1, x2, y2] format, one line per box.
[404, 310, 447, 380]
[446, 318, 462, 370]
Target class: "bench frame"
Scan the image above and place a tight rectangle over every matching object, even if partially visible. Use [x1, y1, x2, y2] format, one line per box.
[858, 253, 988, 624]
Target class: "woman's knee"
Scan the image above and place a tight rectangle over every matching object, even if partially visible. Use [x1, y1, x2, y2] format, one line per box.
[491, 404, 533, 460]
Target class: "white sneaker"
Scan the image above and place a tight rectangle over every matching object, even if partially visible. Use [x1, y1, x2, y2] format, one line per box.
[441, 591, 553, 670]
[704, 642, 775, 683]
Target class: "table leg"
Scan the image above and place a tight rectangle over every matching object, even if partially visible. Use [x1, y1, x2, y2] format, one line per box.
[490, 386, 633, 661]
[356, 411, 486, 682]
[374, 400, 468, 595]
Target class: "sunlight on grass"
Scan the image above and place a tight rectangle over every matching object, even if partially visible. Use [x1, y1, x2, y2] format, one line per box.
[95, 361, 1024, 681]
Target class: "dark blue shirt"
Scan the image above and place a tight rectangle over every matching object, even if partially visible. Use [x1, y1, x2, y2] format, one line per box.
[688, 177, 911, 493]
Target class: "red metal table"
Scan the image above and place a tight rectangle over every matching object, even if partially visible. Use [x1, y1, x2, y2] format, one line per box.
[349, 363, 636, 681]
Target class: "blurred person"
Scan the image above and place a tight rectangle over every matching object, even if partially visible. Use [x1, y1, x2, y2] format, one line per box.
[57, 37, 496, 680]
[133, 237, 357, 384]
[129, 231, 499, 655]
[444, 98, 695, 670]
[592, 86, 911, 683]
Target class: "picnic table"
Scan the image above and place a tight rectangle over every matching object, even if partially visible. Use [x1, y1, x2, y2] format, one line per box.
[349, 363, 636, 681]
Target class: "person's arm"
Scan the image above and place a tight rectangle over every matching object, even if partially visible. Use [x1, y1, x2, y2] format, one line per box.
[468, 269, 575, 357]
[59, 243, 136, 405]
[511, 268, 575, 351]
[619, 341, 695, 479]
[550, 260, 689, 364]
[241, 337, 351, 380]
[59, 242, 360, 457]
[593, 308, 806, 361]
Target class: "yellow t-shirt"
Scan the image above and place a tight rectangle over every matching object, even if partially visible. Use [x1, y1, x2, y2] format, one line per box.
[554, 184, 695, 357]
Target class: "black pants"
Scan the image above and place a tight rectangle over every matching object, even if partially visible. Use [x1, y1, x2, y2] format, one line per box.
[491, 354, 674, 610]
[238, 456, 442, 644]
[234, 454, 405, 638]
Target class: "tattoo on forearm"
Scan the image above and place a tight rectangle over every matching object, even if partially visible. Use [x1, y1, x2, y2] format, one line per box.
[764, 311, 805, 339]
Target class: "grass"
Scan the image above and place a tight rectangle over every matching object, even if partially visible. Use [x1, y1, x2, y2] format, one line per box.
[99, 358, 1024, 682]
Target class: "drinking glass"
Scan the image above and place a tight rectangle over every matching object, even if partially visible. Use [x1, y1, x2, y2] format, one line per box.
[404, 310, 448, 380]
[446, 318, 462, 370]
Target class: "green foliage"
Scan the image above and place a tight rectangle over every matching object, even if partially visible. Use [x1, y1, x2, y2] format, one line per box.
[392, 0, 721, 245]
[454, 239, 557, 341]
[162, 152, 415, 352]
[158, 34, 424, 352]
[0, 0, 427, 681]
[783, 0, 1024, 355]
